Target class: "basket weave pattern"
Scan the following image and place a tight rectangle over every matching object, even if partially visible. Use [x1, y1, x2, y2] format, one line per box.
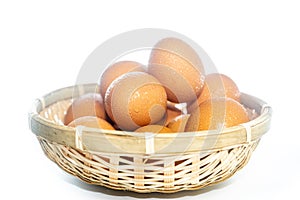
[38, 135, 258, 193]
[36, 97, 259, 193]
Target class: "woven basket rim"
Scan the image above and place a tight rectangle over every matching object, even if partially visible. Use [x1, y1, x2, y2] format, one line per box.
[29, 83, 272, 154]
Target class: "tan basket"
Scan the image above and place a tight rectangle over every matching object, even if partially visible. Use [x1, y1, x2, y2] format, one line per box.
[28, 83, 272, 193]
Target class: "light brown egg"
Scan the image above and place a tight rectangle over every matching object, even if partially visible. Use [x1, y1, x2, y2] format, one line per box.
[148, 37, 205, 103]
[98, 61, 145, 98]
[188, 73, 241, 113]
[105, 72, 167, 131]
[135, 125, 172, 133]
[64, 93, 106, 125]
[68, 116, 115, 130]
[185, 98, 249, 132]
[164, 100, 188, 125]
[165, 108, 182, 125]
[167, 114, 190, 132]
[199, 73, 240, 103]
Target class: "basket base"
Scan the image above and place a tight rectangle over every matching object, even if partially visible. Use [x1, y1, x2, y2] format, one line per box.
[38, 137, 259, 193]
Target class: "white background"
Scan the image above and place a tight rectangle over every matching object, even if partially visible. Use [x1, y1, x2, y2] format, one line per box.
[1, 0, 299, 199]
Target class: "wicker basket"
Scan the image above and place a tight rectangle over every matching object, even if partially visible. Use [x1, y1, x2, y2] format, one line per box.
[29, 83, 272, 193]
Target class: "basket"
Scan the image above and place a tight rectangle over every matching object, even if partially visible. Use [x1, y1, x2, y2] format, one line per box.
[28, 83, 272, 193]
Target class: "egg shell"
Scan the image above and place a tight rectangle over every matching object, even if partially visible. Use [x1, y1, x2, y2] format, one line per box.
[68, 116, 115, 130]
[167, 114, 190, 132]
[148, 37, 205, 103]
[185, 98, 249, 132]
[165, 108, 182, 125]
[188, 73, 241, 113]
[199, 73, 240, 103]
[64, 93, 106, 125]
[105, 71, 167, 131]
[156, 101, 187, 126]
[135, 125, 172, 133]
[99, 61, 145, 98]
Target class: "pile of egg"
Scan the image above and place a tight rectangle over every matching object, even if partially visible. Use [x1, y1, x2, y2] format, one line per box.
[64, 37, 250, 133]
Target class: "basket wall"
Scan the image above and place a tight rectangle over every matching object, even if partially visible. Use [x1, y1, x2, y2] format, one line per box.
[36, 99, 260, 193]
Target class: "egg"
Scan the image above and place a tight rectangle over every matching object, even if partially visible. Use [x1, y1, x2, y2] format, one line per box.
[154, 105, 183, 127]
[199, 73, 240, 103]
[148, 37, 205, 103]
[188, 73, 241, 113]
[68, 116, 115, 130]
[64, 93, 106, 125]
[135, 125, 172, 133]
[105, 71, 167, 131]
[167, 114, 190, 132]
[165, 108, 182, 125]
[165, 101, 188, 125]
[185, 98, 249, 131]
[98, 61, 145, 98]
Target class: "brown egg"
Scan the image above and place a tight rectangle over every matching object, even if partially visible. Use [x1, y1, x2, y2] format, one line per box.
[167, 114, 190, 132]
[64, 93, 106, 125]
[135, 125, 172, 133]
[148, 37, 205, 103]
[185, 98, 249, 132]
[165, 100, 189, 124]
[188, 73, 241, 113]
[156, 101, 187, 126]
[199, 73, 240, 103]
[105, 72, 167, 131]
[68, 116, 115, 130]
[165, 108, 182, 125]
[98, 61, 145, 98]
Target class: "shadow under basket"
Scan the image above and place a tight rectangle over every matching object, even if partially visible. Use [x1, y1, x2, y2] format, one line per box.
[28, 83, 272, 193]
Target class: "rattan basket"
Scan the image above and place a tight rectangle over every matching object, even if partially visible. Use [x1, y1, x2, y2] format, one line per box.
[29, 83, 272, 193]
